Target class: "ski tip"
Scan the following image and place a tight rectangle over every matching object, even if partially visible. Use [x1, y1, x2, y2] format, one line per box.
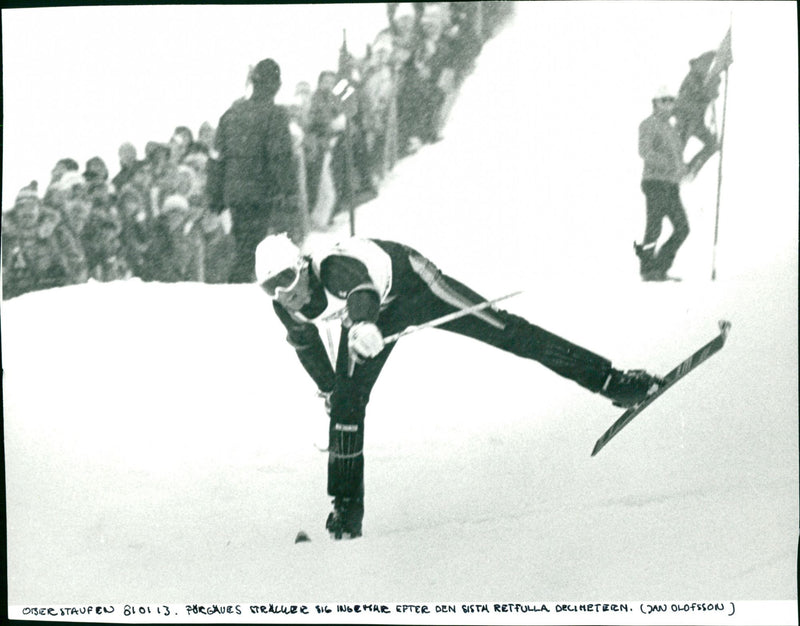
[294, 531, 311, 544]
[718, 320, 732, 338]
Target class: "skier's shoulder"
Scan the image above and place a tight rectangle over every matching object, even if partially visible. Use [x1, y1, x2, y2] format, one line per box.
[311, 237, 394, 298]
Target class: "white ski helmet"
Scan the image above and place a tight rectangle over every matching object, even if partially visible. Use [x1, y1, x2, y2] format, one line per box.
[255, 233, 302, 284]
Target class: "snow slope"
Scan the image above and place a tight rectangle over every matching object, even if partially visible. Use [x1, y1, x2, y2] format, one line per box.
[3, 1, 797, 621]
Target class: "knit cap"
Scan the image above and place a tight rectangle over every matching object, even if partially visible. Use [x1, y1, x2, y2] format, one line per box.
[15, 181, 40, 205]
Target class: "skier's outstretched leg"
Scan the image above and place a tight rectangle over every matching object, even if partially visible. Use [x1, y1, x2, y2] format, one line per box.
[379, 274, 663, 408]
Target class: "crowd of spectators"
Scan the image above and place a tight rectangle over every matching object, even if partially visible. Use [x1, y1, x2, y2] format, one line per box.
[2, 2, 514, 301]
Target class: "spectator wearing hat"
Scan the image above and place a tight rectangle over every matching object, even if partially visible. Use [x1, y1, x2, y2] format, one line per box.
[82, 210, 130, 282]
[43, 157, 80, 207]
[81, 162, 128, 283]
[635, 85, 690, 282]
[117, 160, 157, 219]
[144, 141, 176, 216]
[362, 29, 398, 180]
[446, 2, 484, 82]
[181, 142, 235, 283]
[182, 143, 211, 197]
[197, 122, 217, 157]
[148, 194, 205, 283]
[2, 183, 88, 299]
[305, 70, 348, 227]
[408, 3, 455, 145]
[169, 126, 195, 165]
[117, 187, 155, 279]
[83, 156, 115, 213]
[111, 142, 140, 193]
[209, 57, 301, 282]
[51, 172, 93, 243]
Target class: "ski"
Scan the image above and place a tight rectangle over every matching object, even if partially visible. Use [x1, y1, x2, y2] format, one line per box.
[591, 320, 731, 457]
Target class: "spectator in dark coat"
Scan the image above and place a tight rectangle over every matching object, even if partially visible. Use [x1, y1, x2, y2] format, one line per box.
[43, 157, 80, 207]
[82, 211, 130, 282]
[197, 121, 217, 156]
[117, 187, 155, 279]
[306, 70, 348, 225]
[50, 171, 93, 245]
[2, 183, 88, 299]
[111, 142, 139, 193]
[170, 126, 194, 165]
[209, 57, 301, 282]
[83, 156, 115, 212]
[148, 194, 205, 283]
[144, 141, 176, 216]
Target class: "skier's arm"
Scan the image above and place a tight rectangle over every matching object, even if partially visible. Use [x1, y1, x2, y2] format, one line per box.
[320, 255, 385, 360]
[273, 301, 336, 393]
[319, 255, 381, 323]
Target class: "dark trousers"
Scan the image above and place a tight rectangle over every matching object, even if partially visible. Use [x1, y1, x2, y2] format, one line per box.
[326, 274, 613, 499]
[229, 202, 303, 283]
[229, 205, 270, 284]
[640, 180, 690, 275]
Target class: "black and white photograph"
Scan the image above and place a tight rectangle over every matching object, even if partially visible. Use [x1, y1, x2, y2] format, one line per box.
[2, 2, 798, 625]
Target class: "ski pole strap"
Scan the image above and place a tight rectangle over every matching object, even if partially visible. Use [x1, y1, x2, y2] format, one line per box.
[383, 290, 523, 344]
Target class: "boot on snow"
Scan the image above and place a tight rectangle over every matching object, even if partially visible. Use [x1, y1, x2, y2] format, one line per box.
[326, 496, 363, 539]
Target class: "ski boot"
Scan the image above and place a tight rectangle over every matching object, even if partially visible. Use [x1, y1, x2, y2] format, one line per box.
[601, 369, 664, 408]
[325, 496, 363, 539]
[634, 242, 663, 281]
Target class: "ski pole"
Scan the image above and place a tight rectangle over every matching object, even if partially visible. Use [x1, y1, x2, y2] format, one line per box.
[384, 290, 523, 344]
[346, 290, 522, 376]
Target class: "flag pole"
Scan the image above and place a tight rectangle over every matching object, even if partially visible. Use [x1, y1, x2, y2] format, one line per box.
[710, 68, 729, 281]
[711, 23, 732, 281]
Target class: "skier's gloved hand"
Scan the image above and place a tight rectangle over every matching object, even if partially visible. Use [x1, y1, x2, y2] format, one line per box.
[349, 322, 384, 360]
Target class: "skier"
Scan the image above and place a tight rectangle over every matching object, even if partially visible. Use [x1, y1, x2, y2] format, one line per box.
[256, 233, 664, 539]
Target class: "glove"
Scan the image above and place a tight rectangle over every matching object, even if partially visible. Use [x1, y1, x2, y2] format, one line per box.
[348, 322, 384, 361]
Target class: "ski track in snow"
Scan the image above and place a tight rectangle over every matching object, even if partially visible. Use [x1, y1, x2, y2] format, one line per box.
[3, 1, 798, 609]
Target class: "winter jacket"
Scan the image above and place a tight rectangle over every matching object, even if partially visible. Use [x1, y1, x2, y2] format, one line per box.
[638, 114, 686, 184]
[82, 209, 130, 282]
[2, 208, 88, 299]
[147, 210, 205, 283]
[211, 96, 298, 213]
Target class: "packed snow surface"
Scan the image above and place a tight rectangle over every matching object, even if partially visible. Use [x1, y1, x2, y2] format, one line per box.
[3, 0, 797, 614]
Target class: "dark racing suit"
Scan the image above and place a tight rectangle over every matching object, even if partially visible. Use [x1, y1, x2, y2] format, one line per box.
[273, 238, 616, 501]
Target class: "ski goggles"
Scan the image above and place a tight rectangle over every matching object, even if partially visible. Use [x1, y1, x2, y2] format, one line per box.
[260, 262, 305, 298]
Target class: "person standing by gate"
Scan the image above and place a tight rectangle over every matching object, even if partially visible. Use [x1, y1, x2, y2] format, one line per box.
[635, 85, 690, 282]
